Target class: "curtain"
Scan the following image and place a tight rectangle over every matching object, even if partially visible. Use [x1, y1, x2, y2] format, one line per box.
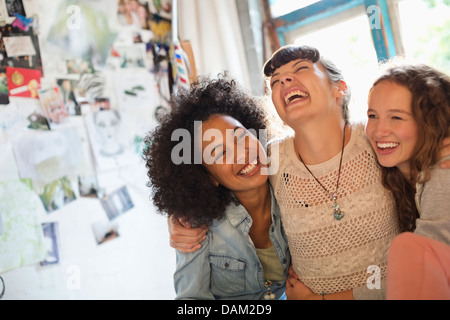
[177, 0, 251, 90]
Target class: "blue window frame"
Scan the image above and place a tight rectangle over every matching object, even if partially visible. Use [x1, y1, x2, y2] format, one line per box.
[270, 0, 398, 61]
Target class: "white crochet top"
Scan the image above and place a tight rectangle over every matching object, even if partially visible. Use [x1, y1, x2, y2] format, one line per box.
[269, 124, 400, 298]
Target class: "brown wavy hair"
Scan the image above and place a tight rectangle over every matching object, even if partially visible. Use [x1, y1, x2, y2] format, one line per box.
[143, 74, 270, 226]
[371, 63, 450, 232]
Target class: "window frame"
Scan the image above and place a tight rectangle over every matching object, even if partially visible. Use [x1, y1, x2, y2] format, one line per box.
[269, 0, 401, 61]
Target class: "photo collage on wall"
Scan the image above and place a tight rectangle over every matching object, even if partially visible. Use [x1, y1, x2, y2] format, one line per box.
[0, 0, 181, 273]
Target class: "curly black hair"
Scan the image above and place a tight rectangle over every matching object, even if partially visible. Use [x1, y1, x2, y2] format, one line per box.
[143, 74, 270, 226]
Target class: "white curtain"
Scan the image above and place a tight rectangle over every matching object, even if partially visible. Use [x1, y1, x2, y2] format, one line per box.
[177, 0, 251, 90]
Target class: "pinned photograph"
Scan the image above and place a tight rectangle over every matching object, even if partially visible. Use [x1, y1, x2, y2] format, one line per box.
[92, 219, 119, 245]
[66, 59, 94, 74]
[78, 174, 101, 198]
[0, 72, 9, 104]
[114, 71, 157, 110]
[113, 44, 147, 69]
[12, 128, 84, 187]
[40, 222, 60, 266]
[38, 176, 76, 214]
[39, 87, 68, 126]
[100, 185, 134, 220]
[93, 97, 110, 112]
[6, 66, 41, 99]
[56, 79, 81, 116]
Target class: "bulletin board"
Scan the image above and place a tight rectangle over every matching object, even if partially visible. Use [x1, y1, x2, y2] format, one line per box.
[0, 0, 182, 277]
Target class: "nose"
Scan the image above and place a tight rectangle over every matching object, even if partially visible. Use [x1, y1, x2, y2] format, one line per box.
[279, 73, 293, 85]
[372, 119, 391, 139]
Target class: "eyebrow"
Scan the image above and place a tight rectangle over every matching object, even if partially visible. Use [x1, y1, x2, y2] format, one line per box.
[271, 60, 308, 78]
[368, 108, 413, 115]
[210, 143, 223, 157]
[209, 127, 243, 156]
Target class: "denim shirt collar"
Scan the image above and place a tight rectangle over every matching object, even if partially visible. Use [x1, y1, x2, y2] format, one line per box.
[224, 185, 278, 228]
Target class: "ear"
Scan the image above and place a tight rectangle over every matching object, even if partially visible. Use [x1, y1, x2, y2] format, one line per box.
[208, 173, 220, 187]
[337, 80, 348, 97]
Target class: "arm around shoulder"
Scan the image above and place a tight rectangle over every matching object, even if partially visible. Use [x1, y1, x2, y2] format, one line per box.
[173, 234, 215, 300]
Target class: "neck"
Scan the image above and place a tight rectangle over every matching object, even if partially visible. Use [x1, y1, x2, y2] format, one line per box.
[293, 118, 349, 165]
[233, 182, 271, 220]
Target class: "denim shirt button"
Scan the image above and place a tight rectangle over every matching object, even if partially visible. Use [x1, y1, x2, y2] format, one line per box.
[224, 263, 229, 268]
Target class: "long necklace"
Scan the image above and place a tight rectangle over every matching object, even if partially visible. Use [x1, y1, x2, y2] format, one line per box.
[298, 124, 347, 221]
[264, 236, 275, 300]
[264, 210, 275, 300]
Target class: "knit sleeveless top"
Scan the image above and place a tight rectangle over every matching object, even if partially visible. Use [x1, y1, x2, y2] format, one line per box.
[269, 124, 400, 295]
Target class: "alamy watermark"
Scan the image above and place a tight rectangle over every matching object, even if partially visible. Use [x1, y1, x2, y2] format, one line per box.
[170, 121, 278, 175]
[367, 5, 381, 29]
[66, 5, 81, 30]
[367, 265, 381, 290]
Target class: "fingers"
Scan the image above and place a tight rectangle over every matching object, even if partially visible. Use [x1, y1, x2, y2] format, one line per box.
[288, 265, 299, 280]
[167, 217, 208, 253]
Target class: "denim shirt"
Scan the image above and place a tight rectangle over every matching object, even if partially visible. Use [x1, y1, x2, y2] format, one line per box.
[174, 187, 290, 300]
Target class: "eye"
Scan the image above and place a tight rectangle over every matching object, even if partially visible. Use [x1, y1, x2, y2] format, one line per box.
[295, 66, 307, 72]
[392, 116, 403, 120]
[270, 79, 279, 87]
[215, 150, 225, 161]
[367, 113, 377, 119]
[234, 128, 247, 140]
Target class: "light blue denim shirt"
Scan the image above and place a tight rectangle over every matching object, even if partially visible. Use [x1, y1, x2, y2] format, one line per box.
[174, 187, 290, 300]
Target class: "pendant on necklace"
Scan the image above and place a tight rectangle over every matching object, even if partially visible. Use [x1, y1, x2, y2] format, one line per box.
[331, 192, 344, 221]
[264, 280, 276, 300]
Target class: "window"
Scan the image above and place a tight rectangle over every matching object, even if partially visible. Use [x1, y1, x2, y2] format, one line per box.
[397, 0, 450, 73]
[293, 13, 380, 124]
[269, 0, 321, 18]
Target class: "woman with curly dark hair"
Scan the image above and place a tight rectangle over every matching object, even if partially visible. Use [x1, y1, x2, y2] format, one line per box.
[366, 62, 450, 299]
[143, 75, 290, 300]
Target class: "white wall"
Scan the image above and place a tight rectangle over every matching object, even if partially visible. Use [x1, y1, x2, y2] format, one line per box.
[0, 0, 176, 300]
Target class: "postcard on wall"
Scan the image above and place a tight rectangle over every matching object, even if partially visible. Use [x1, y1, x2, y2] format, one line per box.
[40, 222, 60, 266]
[0, 101, 29, 137]
[11, 128, 84, 187]
[92, 219, 119, 245]
[56, 78, 81, 116]
[0, 179, 47, 273]
[0, 71, 9, 104]
[12, 97, 50, 130]
[38, 87, 68, 126]
[38, 176, 76, 214]
[113, 43, 148, 69]
[84, 109, 135, 172]
[0, 26, 43, 73]
[113, 71, 157, 111]
[3, 35, 36, 57]
[78, 174, 101, 198]
[100, 185, 134, 221]
[6, 66, 41, 99]
[66, 59, 95, 74]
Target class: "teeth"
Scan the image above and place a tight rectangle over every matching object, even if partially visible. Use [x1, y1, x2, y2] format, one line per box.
[377, 142, 399, 149]
[239, 159, 258, 175]
[284, 90, 308, 105]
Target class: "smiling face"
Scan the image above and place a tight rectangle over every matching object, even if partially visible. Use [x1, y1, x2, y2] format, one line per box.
[269, 59, 345, 128]
[366, 81, 419, 177]
[199, 114, 268, 192]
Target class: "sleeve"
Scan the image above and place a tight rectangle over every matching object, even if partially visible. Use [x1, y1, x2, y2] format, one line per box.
[173, 234, 215, 300]
[415, 163, 450, 245]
